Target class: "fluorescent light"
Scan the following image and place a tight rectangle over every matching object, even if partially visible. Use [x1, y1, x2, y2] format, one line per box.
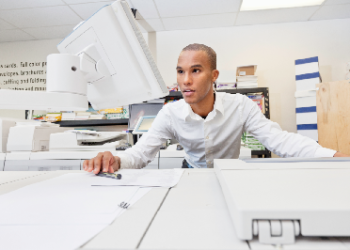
[241, 0, 325, 11]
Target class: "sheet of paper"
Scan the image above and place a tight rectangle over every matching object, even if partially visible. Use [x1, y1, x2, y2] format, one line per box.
[0, 172, 47, 185]
[116, 187, 152, 218]
[0, 173, 139, 224]
[0, 174, 154, 250]
[91, 169, 184, 187]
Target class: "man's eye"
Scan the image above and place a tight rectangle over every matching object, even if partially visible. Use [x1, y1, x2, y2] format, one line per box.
[177, 70, 183, 74]
[193, 69, 200, 73]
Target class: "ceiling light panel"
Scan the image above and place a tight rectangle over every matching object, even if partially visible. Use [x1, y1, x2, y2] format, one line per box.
[241, 0, 325, 11]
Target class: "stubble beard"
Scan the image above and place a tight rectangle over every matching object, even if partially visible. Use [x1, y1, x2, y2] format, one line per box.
[184, 83, 213, 105]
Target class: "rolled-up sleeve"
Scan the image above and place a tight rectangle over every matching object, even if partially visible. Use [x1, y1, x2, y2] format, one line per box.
[117, 108, 175, 169]
[242, 96, 336, 158]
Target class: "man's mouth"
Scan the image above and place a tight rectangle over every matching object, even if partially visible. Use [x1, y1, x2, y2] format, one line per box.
[183, 89, 195, 97]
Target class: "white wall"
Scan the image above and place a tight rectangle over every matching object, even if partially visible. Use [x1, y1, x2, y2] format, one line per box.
[0, 19, 349, 133]
[0, 39, 61, 119]
[155, 18, 350, 133]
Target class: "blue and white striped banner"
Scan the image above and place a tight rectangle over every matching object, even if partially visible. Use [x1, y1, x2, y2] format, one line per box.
[295, 56, 320, 91]
[295, 56, 320, 141]
[295, 57, 319, 65]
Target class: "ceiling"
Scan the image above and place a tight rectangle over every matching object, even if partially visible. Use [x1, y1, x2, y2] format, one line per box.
[0, 0, 349, 43]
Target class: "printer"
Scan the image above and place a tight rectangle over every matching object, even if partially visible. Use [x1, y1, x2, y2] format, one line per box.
[6, 121, 66, 152]
[4, 122, 68, 171]
[4, 127, 130, 171]
[0, 118, 25, 171]
[0, 118, 18, 153]
[49, 130, 128, 151]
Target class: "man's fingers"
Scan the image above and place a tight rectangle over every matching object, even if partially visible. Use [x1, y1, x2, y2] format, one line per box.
[88, 159, 94, 172]
[83, 160, 88, 171]
[112, 156, 121, 172]
[93, 155, 103, 174]
[108, 157, 120, 173]
[108, 165, 114, 173]
[83, 152, 119, 174]
[102, 154, 112, 172]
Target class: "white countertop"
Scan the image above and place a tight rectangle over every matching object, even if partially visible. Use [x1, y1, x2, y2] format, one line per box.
[1, 168, 350, 249]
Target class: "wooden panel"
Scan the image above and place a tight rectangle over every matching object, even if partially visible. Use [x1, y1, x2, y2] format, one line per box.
[317, 80, 350, 155]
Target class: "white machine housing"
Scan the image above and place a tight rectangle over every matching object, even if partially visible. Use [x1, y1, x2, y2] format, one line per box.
[0, 1, 168, 112]
[7, 124, 67, 152]
[57, 0, 168, 110]
[49, 131, 128, 151]
[214, 158, 350, 245]
[4, 130, 129, 171]
[0, 119, 19, 153]
[0, 153, 5, 171]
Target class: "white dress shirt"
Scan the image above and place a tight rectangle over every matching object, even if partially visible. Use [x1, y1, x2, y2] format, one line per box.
[117, 92, 336, 169]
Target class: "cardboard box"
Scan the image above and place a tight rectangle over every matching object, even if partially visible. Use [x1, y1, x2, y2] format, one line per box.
[236, 65, 257, 76]
[317, 80, 350, 155]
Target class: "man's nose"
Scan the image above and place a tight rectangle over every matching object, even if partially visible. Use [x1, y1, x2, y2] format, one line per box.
[183, 72, 192, 85]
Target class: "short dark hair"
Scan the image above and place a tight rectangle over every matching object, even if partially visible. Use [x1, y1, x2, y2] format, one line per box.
[182, 43, 217, 70]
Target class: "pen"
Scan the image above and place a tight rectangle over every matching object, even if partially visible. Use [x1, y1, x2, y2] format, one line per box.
[96, 172, 122, 180]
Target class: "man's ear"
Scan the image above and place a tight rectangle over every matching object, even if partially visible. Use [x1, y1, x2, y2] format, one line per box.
[212, 69, 219, 82]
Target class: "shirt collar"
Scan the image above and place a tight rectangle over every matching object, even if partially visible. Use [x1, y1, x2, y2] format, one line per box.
[183, 92, 225, 122]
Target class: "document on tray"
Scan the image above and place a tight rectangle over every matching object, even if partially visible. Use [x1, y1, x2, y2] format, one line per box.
[0, 173, 151, 250]
[91, 168, 184, 187]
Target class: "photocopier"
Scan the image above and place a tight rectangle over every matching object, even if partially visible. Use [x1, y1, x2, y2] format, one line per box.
[2, 120, 130, 171]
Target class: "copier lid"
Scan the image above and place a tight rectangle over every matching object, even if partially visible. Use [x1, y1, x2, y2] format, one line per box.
[215, 159, 350, 241]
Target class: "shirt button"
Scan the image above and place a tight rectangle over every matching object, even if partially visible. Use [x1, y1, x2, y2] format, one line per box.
[206, 136, 209, 140]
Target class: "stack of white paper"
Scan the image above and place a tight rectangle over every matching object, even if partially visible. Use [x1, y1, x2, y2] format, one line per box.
[0, 169, 184, 250]
[0, 173, 140, 250]
[92, 169, 184, 187]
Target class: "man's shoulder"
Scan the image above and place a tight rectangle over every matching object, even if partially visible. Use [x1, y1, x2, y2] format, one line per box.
[218, 91, 246, 104]
[218, 92, 255, 115]
[162, 98, 186, 111]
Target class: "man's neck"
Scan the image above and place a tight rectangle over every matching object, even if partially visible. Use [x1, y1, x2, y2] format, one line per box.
[190, 92, 215, 117]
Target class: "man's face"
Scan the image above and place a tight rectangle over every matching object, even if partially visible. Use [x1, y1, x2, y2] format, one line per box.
[176, 50, 218, 105]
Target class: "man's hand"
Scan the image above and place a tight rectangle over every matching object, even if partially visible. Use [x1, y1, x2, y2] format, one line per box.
[334, 152, 350, 157]
[83, 151, 121, 174]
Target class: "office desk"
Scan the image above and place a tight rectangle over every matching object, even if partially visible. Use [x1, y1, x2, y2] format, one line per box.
[1, 169, 350, 250]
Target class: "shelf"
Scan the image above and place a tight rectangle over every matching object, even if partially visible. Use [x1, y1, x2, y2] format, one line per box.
[166, 91, 183, 98]
[217, 87, 269, 95]
[165, 87, 269, 98]
[54, 119, 128, 127]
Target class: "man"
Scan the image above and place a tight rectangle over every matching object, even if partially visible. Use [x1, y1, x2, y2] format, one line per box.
[83, 44, 348, 174]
